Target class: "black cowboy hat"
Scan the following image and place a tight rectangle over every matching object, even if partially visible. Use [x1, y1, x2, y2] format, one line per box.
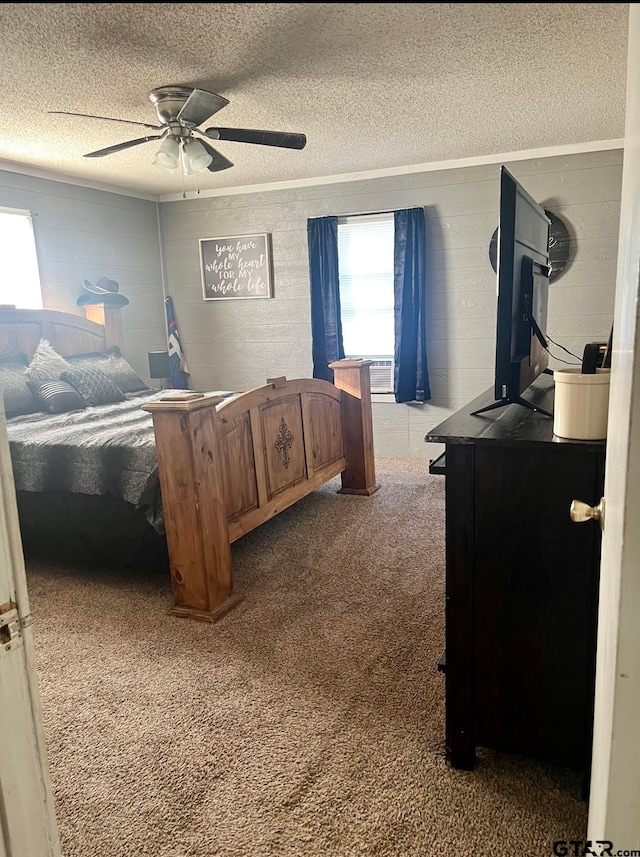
[77, 277, 130, 307]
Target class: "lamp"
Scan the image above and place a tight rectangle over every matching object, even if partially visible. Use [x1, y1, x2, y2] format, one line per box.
[148, 351, 170, 388]
[153, 136, 180, 171]
[182, 139, 213, 174]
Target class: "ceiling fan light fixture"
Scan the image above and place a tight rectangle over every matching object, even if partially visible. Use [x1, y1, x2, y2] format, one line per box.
[182, 138, 213, 174]
[153, 136, 180, 171]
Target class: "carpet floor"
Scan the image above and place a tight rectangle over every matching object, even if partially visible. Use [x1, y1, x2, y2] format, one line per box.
[26, 457, 588, 857]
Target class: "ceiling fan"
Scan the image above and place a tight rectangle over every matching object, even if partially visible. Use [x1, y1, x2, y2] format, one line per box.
[49, 85, 307, 173]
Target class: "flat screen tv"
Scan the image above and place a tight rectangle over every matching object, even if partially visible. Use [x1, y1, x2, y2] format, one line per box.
[472, 166, 552, 417]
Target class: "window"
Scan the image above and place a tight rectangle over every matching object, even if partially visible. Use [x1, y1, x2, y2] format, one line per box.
[0, 207, 43, 309]
[337, 214, 394, 392]
[309, 207, 428, 401]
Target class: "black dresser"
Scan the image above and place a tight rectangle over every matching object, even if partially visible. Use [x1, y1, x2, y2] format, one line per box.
[425, 374, 604, 775]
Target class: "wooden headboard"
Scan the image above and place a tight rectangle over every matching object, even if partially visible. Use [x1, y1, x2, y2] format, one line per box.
[0, 305, 123, 358]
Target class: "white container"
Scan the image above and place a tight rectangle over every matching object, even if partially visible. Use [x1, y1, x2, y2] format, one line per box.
[553, 368, 611, 440]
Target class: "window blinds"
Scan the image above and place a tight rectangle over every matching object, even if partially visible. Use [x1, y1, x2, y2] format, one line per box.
[337, 214, 394, 358]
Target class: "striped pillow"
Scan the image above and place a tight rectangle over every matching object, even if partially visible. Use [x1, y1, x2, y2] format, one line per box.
[28, 379, 87, 414]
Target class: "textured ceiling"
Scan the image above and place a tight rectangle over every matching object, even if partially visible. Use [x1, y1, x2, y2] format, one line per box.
[0, 3, 630, 198]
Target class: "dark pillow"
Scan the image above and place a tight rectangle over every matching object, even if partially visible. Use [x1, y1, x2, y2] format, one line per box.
[28, 379, 87, 414]
[66, 346, 149, 393]
[61, 366, 126, 406]
[0, 353, 39, 417]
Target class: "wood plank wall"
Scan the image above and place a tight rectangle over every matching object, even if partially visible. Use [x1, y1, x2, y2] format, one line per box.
[161, 150, 622, 460]
[1, 151, 621, 461]
[0, 171, 167, 386]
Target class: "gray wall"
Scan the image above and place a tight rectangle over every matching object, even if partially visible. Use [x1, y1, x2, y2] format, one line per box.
[2, 152, 618, 459]
[0, 171, 167, 386]
[161, 149, 622, 459]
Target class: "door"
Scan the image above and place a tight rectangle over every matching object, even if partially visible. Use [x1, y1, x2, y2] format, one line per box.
[0, 402, 60, 856]
[587, 3, 640, 845]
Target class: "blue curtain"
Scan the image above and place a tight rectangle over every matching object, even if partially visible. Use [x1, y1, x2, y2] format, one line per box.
[308, 216, 344, 382]
[393, 208, 430, 403]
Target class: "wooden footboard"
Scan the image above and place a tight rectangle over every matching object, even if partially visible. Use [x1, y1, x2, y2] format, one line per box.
[143, 359, 378, 622]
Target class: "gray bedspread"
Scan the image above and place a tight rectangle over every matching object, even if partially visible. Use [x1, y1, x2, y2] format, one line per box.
[6, 390, 236, 535]
[7, 391, 165, 533]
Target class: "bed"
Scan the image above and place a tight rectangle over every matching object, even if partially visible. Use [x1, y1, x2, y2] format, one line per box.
[1, 305, 379, 622]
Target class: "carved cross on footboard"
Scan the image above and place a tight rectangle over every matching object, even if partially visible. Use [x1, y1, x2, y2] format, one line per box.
[143, 360, 378, 623]
[274, 418, 294, 469]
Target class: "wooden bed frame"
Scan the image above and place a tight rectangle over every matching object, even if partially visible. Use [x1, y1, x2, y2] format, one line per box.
[1, 305, 379, 623]
[0, 304, 122, 358]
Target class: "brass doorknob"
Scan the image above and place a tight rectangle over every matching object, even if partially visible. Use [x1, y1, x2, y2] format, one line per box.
[570, 497, 605, 530]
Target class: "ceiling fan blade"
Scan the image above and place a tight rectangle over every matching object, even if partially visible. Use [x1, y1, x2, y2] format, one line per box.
[204, 127, 307, 150]
[84, 135, 164, 158]
[49, 111, 160, 130]
[197, 140, 234, 172]
[177, 89, 229, 127]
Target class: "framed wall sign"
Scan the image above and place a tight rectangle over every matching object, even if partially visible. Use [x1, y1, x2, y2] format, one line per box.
[200, 233, 273, 300]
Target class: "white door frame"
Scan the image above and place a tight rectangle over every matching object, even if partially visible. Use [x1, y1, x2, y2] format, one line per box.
[588, 3, 640, 846]
[0, 401, 60, 856]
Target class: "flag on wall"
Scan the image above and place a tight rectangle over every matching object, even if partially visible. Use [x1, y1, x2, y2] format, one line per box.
[165, 296, 190, 389]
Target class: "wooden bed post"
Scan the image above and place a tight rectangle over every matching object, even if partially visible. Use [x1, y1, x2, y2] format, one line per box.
[329, 359, 380, 496]
[82, 304, 124, 352]
[141, 394, 243, 623]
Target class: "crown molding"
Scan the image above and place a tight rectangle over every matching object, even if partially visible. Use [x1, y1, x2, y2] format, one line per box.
[1, 138, 624, 204]
[0, 160, 159, 201]
[158, 138, 625, 202]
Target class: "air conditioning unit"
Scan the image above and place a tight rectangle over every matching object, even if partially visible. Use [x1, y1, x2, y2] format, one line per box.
[364, 357, 394, 393]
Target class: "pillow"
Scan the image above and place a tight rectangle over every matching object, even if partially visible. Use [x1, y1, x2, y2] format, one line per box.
[28, 379, 87, 414]
[0, 353, 40, 417]
[24, 339, 71, 382]
[67, 346, 150, 393]
[61, 366, 126, 406]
